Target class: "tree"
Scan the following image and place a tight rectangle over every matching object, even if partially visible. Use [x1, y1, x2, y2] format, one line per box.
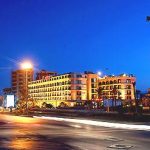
[96, 87, 104, 100]
[16, 87, 37, 114]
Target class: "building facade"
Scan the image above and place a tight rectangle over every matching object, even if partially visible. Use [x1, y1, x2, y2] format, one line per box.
[11, 69, 34, 101]
[98, 74, 136, 100]
[28, 73, 87, 107]
[28, 72, 136, 108]
[85, 72, 99, 100]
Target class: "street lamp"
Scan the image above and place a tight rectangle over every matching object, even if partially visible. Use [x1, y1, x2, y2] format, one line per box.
[21, 61, 33, 114]
[21, 61, 33, 70]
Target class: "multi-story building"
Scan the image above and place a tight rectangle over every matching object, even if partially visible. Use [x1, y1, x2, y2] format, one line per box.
[11, 69, 34, 101]
[85, 72, 99, 100]
[98, 74, 136, 100]
[28, 72, 136, 108]
[28, 73, 87, 107]
[36, 69, 57, 80]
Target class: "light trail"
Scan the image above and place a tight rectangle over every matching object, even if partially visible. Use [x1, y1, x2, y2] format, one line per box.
[33, 116, 150, 131]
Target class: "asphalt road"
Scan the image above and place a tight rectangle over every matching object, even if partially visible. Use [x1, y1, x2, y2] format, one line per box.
[0, 114, 150, 150]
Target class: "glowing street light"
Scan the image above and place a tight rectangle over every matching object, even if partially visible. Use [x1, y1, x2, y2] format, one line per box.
[21, 61, 33, 70]
[97, 71, 102, 76]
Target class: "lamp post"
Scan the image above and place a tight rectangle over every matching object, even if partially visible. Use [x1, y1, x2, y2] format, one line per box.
[21, 61, 33, 114]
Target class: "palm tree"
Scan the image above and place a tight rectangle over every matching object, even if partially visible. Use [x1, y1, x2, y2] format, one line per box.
[16, 88, 37, 114]
[96, 87, 104, 100]
[111, 86, 121, 109]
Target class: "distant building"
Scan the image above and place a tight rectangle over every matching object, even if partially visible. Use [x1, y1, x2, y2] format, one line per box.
[36, 70, 57, 80]
[141, 89, 150, 108]
[98, 74, 136, 100]
[11, 69, 34, 101]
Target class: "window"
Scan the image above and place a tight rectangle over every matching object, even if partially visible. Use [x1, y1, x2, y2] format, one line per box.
[102, 81, 105, 85]
[110, 81, 113, 84]
[76, 74, 82, 78]
[106, 86, 109, 90]
[77, 91, 81, 95]
[91, 78, 96, 82]
[106, 81, 109, 84]
[92, 94, 95, 99]
[91, 84, 96, 88]
[127, 90, 131, 94]
[91, 89, 95, 93]
[127, 96, 131, 100]
[118, 85, 121, 89]
[114, 85, 117, 89]
[126, 85, 131, 89]
[114, 80, 117, 84]
[76, 80, 81, 84]
[110, 86, 113, 90]
[76, 86, 81, 90]
[126, 79, 131, 83]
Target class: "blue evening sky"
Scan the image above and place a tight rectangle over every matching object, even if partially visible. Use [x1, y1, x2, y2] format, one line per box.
[0, 0, 150, 92]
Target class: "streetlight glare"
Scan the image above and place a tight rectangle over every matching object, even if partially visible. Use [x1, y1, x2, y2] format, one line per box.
[97, 71, 102, 76]
[21, 61, 33, 69]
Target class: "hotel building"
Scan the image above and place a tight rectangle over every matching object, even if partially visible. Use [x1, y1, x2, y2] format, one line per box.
[98, 74, 136, 100]
[28, 72, 87, 107]
[28, 72, 136, 108]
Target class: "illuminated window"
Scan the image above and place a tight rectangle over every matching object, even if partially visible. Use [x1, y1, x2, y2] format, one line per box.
[126, 85, 131, 89]
[91, 84, 96, 88]
[126, 79, 131, 83]
[127, 90, 131, 94]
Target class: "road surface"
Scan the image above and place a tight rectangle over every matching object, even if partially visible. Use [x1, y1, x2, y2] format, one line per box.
[0, 114, 149, 150]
